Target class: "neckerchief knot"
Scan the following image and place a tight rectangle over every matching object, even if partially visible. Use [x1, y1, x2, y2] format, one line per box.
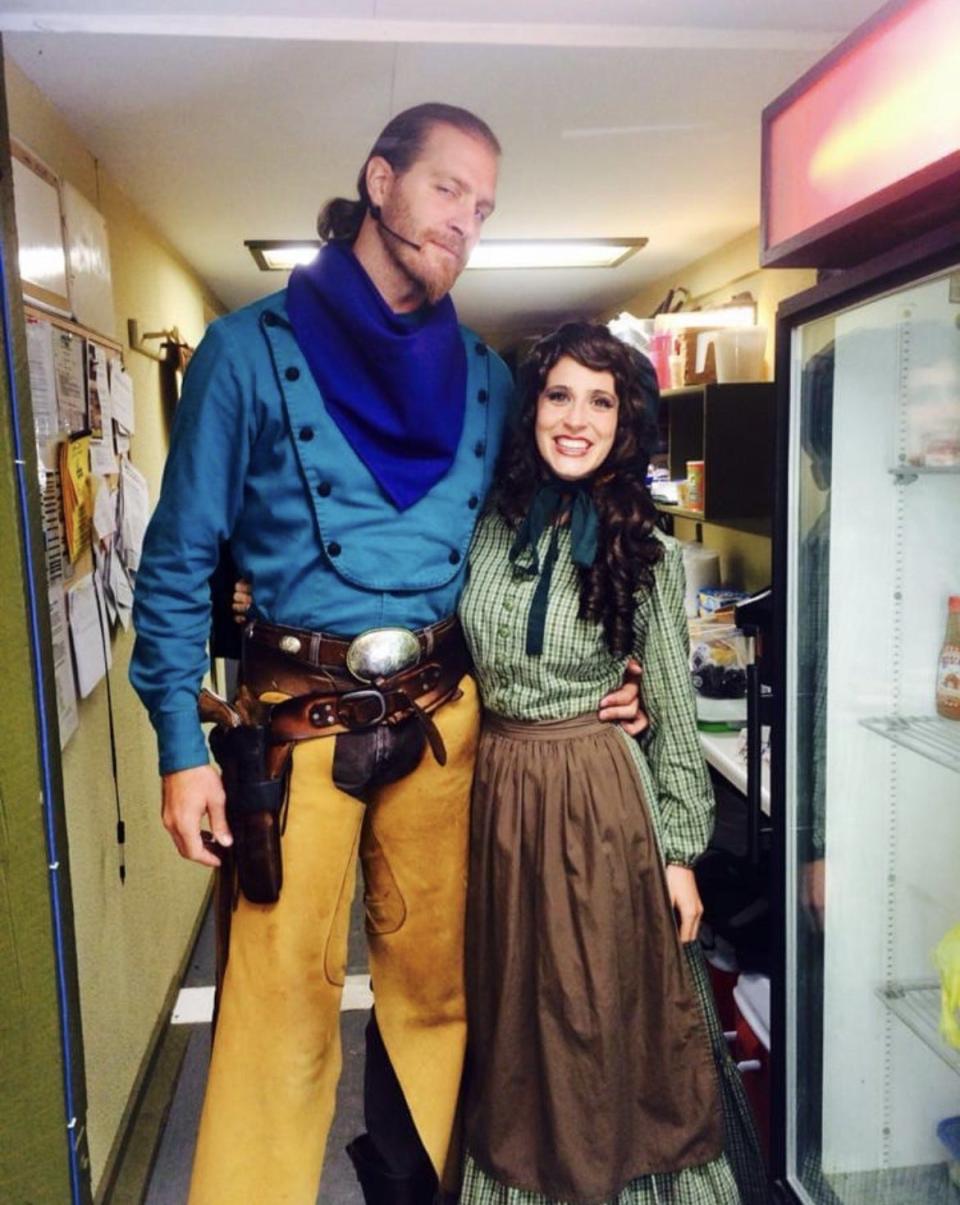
[509, 480, 598, 655]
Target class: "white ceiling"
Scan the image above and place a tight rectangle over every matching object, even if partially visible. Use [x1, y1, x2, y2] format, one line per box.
[2, 1, 884, 340]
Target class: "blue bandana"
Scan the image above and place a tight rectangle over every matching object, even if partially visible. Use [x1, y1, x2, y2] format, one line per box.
[286, 242, 467, 510]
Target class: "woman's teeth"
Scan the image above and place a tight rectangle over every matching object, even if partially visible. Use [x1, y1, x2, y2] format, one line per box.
[555, 437, 590, 455]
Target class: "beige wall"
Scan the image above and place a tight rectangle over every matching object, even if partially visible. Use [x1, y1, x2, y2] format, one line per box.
[671, 516, 773, 594]
[606, 227, 817, 380]
[5, 58, 224, 1192]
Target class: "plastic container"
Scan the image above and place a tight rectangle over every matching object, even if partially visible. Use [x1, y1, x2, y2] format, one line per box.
[698, 587, 750, 618]
[647, 331, 674, 390]
[715, 326, 767, 383]
[937, 1116, 960, 1189]
[680, 542, 720, 618]
[690, 623, 750, 699]
[686, 460, 705, 510]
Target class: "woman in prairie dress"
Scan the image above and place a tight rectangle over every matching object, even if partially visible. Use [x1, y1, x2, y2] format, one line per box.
[457, 322, 752, 1205]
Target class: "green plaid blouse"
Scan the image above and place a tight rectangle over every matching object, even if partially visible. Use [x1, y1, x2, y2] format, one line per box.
[459, 511, 715, 867]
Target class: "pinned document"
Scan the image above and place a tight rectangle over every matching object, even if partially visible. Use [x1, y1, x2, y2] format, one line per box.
[53, 328, 85, 434]
[59, 435, 93, 563]
[67, 572, 110, 698]
[88, 342, 117, 475]
[108, 360, 135, 434]
[119, 459, 149, 574]
[26, 317, 59, 439]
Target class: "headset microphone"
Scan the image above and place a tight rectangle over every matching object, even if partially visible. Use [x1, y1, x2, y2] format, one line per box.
[369, 204, 423, 252]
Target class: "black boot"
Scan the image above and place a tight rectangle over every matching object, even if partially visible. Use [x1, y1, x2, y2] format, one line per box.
[345, 1133, 440, 1205]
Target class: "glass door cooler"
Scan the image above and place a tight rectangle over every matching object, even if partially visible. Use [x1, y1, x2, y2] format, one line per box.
[759, 3, 960, 1198]
[771, 239, 960, 1204]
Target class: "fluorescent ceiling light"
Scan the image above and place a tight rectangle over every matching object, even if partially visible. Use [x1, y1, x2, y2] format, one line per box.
[247, 237, 647, 272]
[246, 241, 320, 270]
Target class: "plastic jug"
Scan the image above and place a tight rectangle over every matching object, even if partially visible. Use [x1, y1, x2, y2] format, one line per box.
[695, 326, 767, 383]
[715, 327, 767, 382]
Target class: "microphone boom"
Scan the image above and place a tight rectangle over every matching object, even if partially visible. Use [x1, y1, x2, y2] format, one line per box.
[369, 204, 422, 251]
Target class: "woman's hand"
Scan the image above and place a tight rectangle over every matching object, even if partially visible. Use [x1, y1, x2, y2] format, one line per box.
[665, 864, 704, 943]
[598, 657, 648, 736]
[233, 577, 253, 623]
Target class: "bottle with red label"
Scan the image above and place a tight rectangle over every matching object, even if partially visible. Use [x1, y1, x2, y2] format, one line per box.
[936, 595, 960, 720]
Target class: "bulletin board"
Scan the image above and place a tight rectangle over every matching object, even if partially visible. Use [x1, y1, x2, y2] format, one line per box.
[24, 303, 139, 751]
[11, 140, 70, 312]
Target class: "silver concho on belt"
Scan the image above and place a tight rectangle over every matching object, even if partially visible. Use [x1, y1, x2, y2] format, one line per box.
[346, 627, 421, 683]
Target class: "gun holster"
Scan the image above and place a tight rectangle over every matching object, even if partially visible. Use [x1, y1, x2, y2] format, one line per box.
[208, 722, 292, 905]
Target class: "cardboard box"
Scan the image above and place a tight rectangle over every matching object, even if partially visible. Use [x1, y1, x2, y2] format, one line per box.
[678, 327, 718, 386]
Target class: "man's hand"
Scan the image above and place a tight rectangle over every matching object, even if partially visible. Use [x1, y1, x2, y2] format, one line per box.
[233, 577, 253, 624]
[161, 765, 232, 868]
[598, 657, 648, 736]
[665, 864, 704, 943]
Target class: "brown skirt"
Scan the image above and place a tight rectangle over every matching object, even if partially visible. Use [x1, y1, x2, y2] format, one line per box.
[464, 712, 724, 1204]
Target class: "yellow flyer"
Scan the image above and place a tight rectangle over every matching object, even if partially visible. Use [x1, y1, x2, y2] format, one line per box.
[59, 434, 93, 563]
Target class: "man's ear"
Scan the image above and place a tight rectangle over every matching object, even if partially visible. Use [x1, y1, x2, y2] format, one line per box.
[365, 155, 395, 209]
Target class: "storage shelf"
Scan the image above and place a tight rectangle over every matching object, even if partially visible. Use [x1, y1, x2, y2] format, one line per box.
[860, 714, 960, 773]
[656, 382, 775, 532]
[653, 502, 705, 521]
[889, 464, 960, 483]
[875, 980, 960, 1077]
[654, 502, 771, 537]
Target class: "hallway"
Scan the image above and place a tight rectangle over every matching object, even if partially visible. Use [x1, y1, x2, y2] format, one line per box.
[141, 880, 370, 1204]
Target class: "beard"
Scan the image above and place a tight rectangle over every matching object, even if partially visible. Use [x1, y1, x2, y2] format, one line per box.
[377, 195, 466, 305]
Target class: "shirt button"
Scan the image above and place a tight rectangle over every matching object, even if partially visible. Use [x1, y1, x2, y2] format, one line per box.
[497, 625, 510, 638]
[477, 389, 488, 403]
[468, 494, 479, 509]
[475, 342, 488, 357]
[449, 549, 461, 565]
[299, 426, 314, 441]
[285, 366, 300, 381]
[503, 599, 513, 611]
[474, 441, 485, 458]
[317, 481, 332, 497]
[327, 541, 342, 557]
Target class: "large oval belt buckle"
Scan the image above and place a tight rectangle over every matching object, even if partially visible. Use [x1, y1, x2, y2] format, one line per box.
[346, 627, 421, 684]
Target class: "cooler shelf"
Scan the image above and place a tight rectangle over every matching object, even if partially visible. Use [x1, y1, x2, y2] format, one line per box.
[875, 980, 960, 1077]
[860, 714, 960, 774]
[889, 464, 960, 483]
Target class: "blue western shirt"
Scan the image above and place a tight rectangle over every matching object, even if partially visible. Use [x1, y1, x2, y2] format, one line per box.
[130, 290, 513, 773]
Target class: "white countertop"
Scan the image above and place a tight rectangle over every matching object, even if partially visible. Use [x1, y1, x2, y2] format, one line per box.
[699, 730, 771, 816]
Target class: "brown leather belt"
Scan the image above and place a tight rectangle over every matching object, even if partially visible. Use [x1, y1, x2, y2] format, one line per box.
[241, 616, 470, 762]
[245, 614, 461, 681]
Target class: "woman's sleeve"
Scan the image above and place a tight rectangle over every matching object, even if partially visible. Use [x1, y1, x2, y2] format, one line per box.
[634, 540, 715, 865]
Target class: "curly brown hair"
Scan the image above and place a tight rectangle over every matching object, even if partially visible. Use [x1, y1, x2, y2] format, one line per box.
[492, 321, 664, 657]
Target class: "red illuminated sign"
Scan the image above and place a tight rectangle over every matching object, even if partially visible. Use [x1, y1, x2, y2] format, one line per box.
[761, 0, 960, 267]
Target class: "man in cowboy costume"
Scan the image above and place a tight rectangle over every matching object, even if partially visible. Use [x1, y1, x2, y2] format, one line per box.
[131, 102, 642, 1205]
